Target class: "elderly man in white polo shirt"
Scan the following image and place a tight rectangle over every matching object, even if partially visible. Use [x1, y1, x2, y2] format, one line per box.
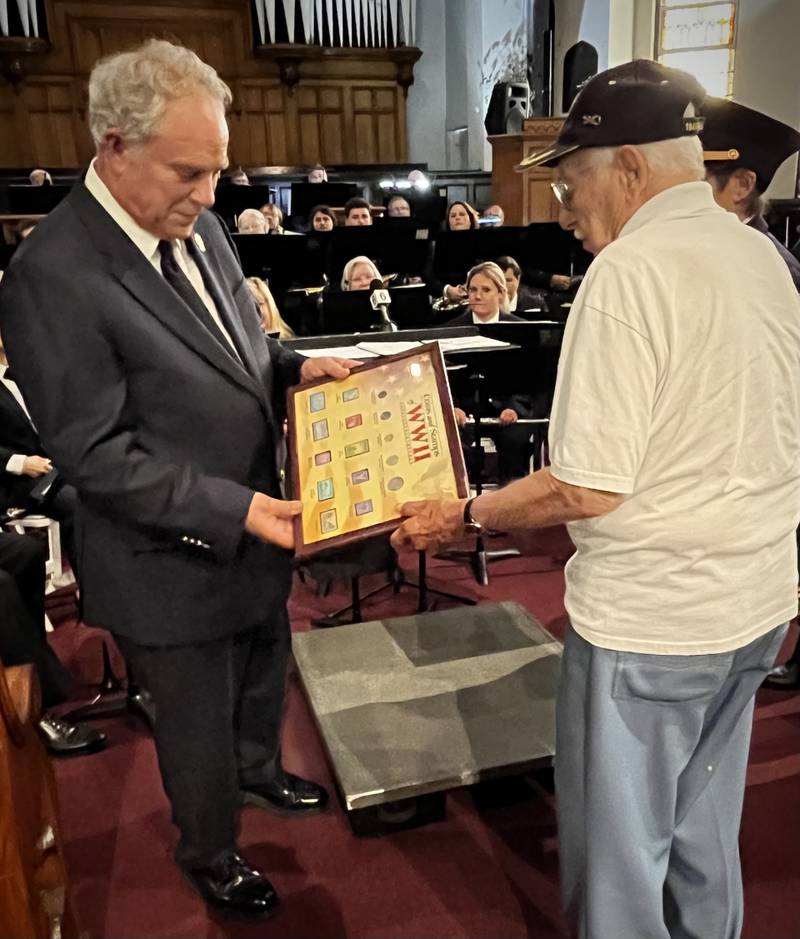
[392, 60, 800, 938]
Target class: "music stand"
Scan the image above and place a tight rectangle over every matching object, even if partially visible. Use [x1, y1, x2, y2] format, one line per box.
[438, 322, 565, 584]
[7, 184, 72, 215]
[318, 290, 387, 334]
[212, 184, 275, 227]
[232, 233, 328, 294]
[326, 225, 431, 285]
[290, 182, 360, 221]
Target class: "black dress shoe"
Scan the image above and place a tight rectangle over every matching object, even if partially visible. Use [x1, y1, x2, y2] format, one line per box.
[38, 714, 107, 757]
[241, 772, 329, 817]
[183, 851, 279, 920]
[763, 660, 800, 690]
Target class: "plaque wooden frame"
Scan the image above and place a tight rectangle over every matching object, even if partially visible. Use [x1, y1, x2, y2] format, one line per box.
[286, 343, 468, 559]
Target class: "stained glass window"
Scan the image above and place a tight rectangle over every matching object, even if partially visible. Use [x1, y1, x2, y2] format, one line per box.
[655, 1, 737, 97]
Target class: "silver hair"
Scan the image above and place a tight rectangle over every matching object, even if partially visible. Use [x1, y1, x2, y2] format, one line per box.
[575, 136, 705, 179]
[88, 39, 232, 146]
[237, 209, 268, 233]
[341, 255, 381, 291]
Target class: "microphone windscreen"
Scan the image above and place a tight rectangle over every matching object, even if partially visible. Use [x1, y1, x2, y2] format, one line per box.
[369, 279, 383, 291]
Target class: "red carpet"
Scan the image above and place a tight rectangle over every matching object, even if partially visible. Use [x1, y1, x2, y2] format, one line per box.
[47, 527, 800, 938]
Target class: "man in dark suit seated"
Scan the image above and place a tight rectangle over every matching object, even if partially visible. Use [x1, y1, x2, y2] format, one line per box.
[447, 261, 534, 482]
[0, 531, 106, 756]
[496, 255, 548, 315]
[0, 358, 78, 570]
[0, 39, 356, 921]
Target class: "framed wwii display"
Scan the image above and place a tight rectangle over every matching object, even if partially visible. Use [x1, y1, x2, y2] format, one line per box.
[287, 343, 468, 558]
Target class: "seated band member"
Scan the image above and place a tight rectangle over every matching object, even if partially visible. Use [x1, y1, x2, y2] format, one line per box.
[237, 208, 268, 235]
[29, 168, 53, 186]
[496, 255, 547, 314]
[343, 197, 372, 226]
[446, 200, 479, 231]
[260, 202, 286, 234]
[386, 194, 411, 218]
[0, 531, 106, 756]
[246, 277, 294, 339]
[701, 96, 800, 291]
[307, 163, 327, 183]
[341, 255, 382, 291]
[481, 204, 504, 226]
[447, 261, 534, 483]
[309, 204, 336, 231]
[0, 355, 79, 574]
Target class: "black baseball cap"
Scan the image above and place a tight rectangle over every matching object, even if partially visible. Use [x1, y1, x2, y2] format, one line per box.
[700, 97, 800, 192]
[517, 59, 707, 170]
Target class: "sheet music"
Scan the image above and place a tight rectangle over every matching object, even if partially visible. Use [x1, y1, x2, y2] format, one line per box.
[356, 340, 423, 356]
[436, 335, 511, 353]
[298, 345, 379, 358]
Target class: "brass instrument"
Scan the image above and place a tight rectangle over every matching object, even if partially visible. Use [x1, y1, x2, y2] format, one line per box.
[432, 285, 469, 313]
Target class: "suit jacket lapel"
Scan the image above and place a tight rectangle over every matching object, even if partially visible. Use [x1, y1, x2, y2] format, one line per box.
[68, 184, 270, 411]
[186, 236, 262, 382]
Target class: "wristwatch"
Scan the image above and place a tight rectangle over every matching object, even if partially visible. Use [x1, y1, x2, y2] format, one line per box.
[462, 497, 483, 534]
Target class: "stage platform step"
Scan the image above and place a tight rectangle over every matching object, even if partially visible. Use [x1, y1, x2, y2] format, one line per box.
[293, 600, 562, 835]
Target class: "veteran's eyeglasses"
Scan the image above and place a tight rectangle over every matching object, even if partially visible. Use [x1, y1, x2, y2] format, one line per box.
[550, 180, 573, 209]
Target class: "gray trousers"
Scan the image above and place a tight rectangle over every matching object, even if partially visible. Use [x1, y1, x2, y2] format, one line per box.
[555, 622, 788, 939]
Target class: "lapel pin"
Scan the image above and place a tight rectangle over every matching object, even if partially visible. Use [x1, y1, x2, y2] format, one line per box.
[193, 232, 207, 253]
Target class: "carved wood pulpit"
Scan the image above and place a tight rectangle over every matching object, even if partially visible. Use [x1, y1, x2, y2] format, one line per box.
[488, 117, 565, 225]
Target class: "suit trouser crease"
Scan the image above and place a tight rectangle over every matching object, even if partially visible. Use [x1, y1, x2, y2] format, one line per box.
[554, 622, 787, 939]
[116, 608, 290, 868]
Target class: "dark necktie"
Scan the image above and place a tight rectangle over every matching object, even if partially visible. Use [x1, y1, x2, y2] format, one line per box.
[157, 240, 241, 363]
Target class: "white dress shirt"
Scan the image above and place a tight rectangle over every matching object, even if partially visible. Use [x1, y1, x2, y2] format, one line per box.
[472, 311, 501, 324]
[84, 160, 239, 355]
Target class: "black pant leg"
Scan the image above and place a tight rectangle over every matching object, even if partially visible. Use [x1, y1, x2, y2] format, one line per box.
[115, 633, 242, 869]
[234, 609, 291, 788]
[492, 424, 533, 482]
[0, 533, 70, 707]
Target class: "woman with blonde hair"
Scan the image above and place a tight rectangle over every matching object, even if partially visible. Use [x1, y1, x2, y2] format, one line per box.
[446, 261, 532, 482]
[246, 277, 295, 338]
[341, 256, 382, 291]
[447, 261, 517, 324]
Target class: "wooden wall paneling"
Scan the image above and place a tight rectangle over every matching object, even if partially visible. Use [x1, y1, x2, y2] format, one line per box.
[0, 86, 24, 165]
[0, 2, 420, 168]
[235, 80, 291, 166]
[296, 85, 322, 163]
[318, 85, 344, 165]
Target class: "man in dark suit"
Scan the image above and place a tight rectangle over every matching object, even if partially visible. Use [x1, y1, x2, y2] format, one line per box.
[0, 39, 356, 920]
[0, 362, 78, 568]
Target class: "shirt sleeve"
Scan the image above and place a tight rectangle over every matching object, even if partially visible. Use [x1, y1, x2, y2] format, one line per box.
[548, 303, 657, 494]
[5, 454, 26, 475]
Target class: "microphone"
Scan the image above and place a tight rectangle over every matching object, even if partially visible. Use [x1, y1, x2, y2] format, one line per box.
[368, 278, 397, 332]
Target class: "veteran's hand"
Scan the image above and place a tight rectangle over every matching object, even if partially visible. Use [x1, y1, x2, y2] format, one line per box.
[454, 407, 468, 427]
[245, 492, 302, 550]
[391, 498, 466, 553]
[498, 408, 518, 425]
[300, 356, 362, 382]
